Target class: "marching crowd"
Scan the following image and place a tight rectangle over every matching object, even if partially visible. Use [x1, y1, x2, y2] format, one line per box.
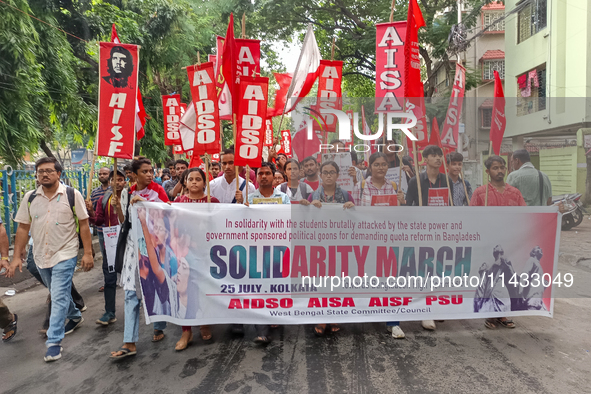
[0, 141, 555, 362]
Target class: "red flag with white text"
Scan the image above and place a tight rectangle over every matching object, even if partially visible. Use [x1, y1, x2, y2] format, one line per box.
[314, 60, 342, 133]
[441, 63, 466, 149]
[162, 94, 182, 146]
[281, 130, 293, 158]
[375, 21, 407, 113]
[404, 0, 425, 100]
[490, 70, 506, 155]
[221, 14, 238, 117]
[235, 76, 269, 167]
[264, 119, 274, 147]
[97, 42, 139, 159]
[186, 62, 221, 156]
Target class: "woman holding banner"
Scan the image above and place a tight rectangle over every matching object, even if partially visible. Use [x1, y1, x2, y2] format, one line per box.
[301, 161, 354, 336]
[173, 168, 218, 350]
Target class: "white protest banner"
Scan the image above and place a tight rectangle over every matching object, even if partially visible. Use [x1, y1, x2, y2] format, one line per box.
[385, 167, 409, 194]
[322, 152, 353, 193]
[102, 225, 120, 273]
[132, 203, 561, 326]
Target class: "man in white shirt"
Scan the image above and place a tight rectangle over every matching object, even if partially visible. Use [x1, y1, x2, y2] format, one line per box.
[210, 148, 256, 203]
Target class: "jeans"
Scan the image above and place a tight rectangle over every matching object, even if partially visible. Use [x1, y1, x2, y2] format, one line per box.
[123, 290, 166, 344]
[28, 246, 85, 329]
[38, 256, 81, 347]
[99, 232, 117, 315]
[386, 321, 400, 327]
[255, 325, 270, 338]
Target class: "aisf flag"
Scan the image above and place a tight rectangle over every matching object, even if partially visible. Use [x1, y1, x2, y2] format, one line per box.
[235, 76, 269, 167]
[186, 62, 221, 156]
[97, 42, 139, 159]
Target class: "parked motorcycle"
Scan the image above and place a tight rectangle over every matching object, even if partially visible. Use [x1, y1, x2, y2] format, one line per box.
[553, 193, 586, 231]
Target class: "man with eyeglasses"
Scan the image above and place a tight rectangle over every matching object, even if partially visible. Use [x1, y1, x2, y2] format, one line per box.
[5, 157, 94, 362]
[209, 149, 256, 204]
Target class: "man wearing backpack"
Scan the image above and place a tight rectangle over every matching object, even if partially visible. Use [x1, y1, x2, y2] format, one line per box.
[210, 148, 256, 203]
[507, 149, 552, 207]
[6, 157, 94, 362]
[89, 169, 126, 326]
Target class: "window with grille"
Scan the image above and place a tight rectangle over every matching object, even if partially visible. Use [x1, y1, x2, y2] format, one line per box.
[481, 108, 492, 128]
[483, 12, 505, 32]
[518, 0, 547, 43]
[483, 60, 504, 80]
[516, 64, 546, 116]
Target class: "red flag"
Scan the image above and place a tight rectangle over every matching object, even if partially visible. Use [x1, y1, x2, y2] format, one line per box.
[97, 42, 139, 159]
[405, 93, 428, 149]
[375, 22, 407, 112]
[490, 70, 506, 155]
[428, 117, 447, 173]
[221, 14, 237, 117]
[280, 130, 293, 158]
[264, 119, 274, 147]
[162, 94, 182, 146]
[441, 64, 466, 149]
[314, 60, 343, 133]
[110, 23, 120, 44]
[235, 76, 269, 167]
[186, 62, 221, 156]
[292, 119, 321, 160]
[215, 36, 232, 120]
[404, 0, 426, 100]
[267, 73, 292, 118]
[135, 90, 146, 140]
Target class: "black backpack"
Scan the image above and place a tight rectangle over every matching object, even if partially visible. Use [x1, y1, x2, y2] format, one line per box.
[28, 186, 79, 233]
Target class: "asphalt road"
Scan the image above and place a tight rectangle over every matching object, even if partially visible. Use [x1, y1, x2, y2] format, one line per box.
[1, 224, 591, 393]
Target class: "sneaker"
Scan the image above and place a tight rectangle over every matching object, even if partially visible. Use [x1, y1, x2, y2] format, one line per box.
[44, 345, 63, 362]
[96, 313, 117, 326]
[421, 320, 436, 330]
[79, 305, 88, 312]
[390, 325, 405, 339]
[64, 317, 84, 335]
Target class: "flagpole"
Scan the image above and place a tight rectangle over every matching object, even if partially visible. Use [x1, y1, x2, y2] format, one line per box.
[245, 165, 249, 204]
[442, 152, 454, 206]
[485, 141, 492, 207]
[412, 139, 422, 206]
[233, 114, 240, 197]
[86, 145, 98, 202]
[277, 24, 313, 132]
[461, 167, 470, 206]
[111, 158, 117, 206]
[205, 153, 211, 203]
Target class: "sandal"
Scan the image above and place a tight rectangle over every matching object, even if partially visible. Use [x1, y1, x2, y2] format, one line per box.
[175, 332, 193, 351]
[110, 346, 137, 359]
[152, 329, 165, 342]
[200, 325, 212, 341]
[484, 319, 497, 329]
[2, 314, 17, 342]
[98, 286, 104, 292]
[253, 336, 271, 344]
[498, 318, 516, 328]
[314, 324, 326, 337]
[330, 324, 340, 333]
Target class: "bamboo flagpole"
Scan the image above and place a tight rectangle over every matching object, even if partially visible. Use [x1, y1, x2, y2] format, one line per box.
[233, 114, 240, 199]
[86, 145, 98, 202]
[461, 167, 470, 206]
[111, 158, 117, 206]
[245, 164, 249, 204]
[442, 152, 454, 206]
[205, 153, 211, 203]
[485, 141, 493, 206]
[412, 139, 422, 206]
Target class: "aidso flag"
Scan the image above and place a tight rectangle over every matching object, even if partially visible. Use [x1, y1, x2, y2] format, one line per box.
[235, 76, 269, 167]
[186, 62, 221, 156]
[162, 94, 182, 146]
[97, 42, 139, 159]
